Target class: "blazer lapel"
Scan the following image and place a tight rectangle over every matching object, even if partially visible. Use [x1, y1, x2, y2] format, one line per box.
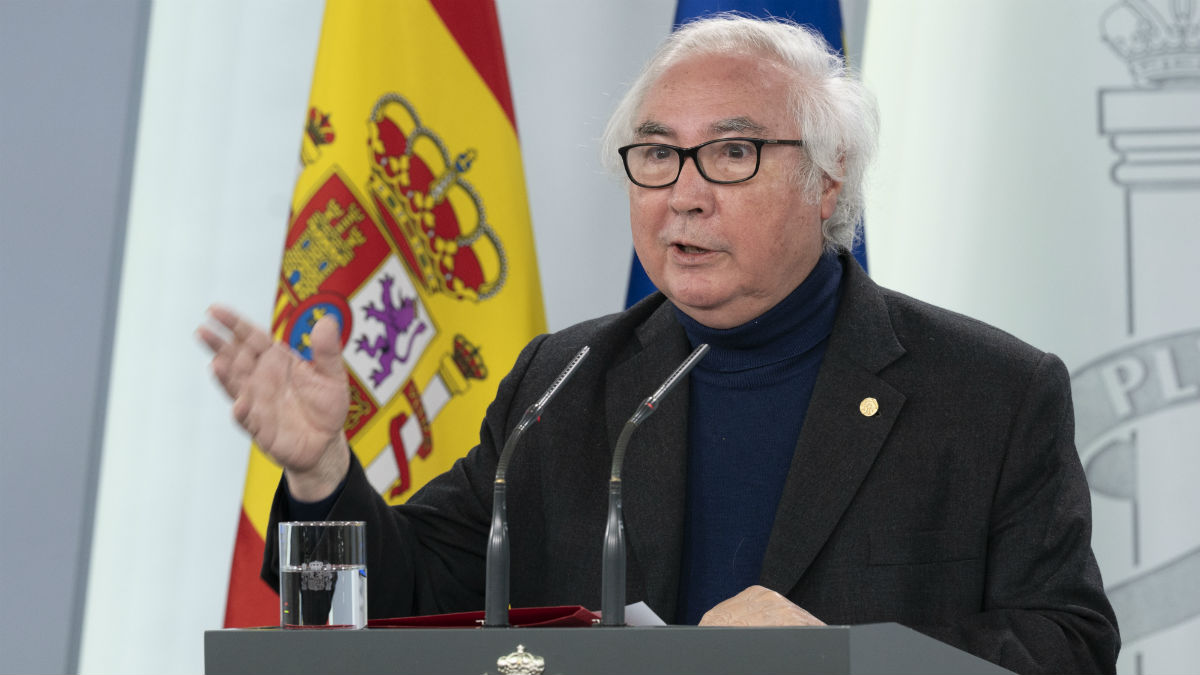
[605, 301, 692, 621]
[759, 259, 907, 594]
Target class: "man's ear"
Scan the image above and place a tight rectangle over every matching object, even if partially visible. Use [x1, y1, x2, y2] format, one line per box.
[820, 173, 843, 220]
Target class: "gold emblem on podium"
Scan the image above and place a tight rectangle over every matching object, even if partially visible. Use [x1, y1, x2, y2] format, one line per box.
[496, 644, 545, 675]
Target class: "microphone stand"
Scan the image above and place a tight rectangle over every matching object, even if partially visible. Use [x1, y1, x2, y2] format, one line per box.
[483, 345, 590, 627]
[601, 343, 709, 626]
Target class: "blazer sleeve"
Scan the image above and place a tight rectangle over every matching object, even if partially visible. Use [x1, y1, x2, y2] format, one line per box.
[914, 352, 1120, 674]
[261, 334, 550, 618]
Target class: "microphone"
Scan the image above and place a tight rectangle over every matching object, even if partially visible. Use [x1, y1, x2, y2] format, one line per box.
[600, 343, 709, 626]
[484, 345, 591, 627]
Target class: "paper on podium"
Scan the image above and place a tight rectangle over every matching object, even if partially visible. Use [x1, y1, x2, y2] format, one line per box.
[622, 601, 667, 626]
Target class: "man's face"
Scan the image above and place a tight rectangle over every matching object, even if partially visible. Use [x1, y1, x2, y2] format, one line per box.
[628, 52, 841, 329]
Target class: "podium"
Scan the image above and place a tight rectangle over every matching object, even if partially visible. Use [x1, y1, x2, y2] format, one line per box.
[204, 623, 1013, 674]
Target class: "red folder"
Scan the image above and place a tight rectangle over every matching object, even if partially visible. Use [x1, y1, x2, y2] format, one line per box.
[368, 605, 599, 628]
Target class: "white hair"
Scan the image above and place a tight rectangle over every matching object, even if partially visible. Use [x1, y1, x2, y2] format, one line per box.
[600, 14, 879, 253]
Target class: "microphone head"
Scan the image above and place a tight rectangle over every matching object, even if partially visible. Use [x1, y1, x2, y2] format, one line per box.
[495, 345, 591, 482]
[649, 343, 709, 405]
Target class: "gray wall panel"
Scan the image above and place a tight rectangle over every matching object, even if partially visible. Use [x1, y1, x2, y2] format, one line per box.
[0, 1, 149, 673]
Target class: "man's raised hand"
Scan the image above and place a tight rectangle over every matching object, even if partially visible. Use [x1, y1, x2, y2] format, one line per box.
[197, 305, 351, 501]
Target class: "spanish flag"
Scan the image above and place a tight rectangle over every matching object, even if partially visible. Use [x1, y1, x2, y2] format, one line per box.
[224, 0, 545, 627]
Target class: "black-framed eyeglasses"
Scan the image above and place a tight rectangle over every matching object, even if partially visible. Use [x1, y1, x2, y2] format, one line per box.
[617, 137, 804, 188]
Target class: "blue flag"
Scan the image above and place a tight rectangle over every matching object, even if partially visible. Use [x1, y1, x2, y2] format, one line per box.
[624, 0, 865, 308]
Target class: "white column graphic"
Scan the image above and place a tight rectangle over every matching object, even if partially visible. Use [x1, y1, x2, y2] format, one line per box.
[1076, 2, 1200, 672]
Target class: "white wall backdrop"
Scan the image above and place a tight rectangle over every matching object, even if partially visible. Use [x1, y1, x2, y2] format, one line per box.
[863, 2, 1200, 674]
[80, 4, 327, 673]
[80, 1, 675, 673]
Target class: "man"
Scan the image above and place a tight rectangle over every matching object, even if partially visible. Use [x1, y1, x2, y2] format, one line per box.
[200, 15, 1118, 673]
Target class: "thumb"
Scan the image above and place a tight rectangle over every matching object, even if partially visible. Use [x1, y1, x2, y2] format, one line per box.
[309, 314, 345, 378]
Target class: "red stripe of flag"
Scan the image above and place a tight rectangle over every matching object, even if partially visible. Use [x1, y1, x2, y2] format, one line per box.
[224, 509, 278, 628]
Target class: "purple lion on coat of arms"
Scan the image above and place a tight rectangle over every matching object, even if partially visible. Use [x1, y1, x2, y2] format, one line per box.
[356, 275, 428, 387]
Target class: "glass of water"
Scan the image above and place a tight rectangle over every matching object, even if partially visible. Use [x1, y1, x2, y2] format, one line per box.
[278, 521, 367, 629]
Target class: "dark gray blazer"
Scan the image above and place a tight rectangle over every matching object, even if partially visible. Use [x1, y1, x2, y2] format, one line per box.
[266, 257, 1119, 674]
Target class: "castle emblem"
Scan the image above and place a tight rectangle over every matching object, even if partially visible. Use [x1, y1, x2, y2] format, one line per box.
[283, 198, 367, 302]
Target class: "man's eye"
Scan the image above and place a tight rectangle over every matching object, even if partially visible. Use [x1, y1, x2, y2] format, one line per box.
[645, 146, 674, 162]
[719, 142, 752, 160]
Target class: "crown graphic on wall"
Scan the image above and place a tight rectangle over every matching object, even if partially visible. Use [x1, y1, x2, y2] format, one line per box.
[1103, 0, 1200, 85]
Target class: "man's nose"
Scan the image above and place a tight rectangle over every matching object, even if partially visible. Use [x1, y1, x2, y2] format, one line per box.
[668, 156, 713, 215]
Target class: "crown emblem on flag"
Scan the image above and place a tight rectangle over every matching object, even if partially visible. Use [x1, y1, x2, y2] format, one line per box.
[449, 333, 487, 380]
[301, 106, 336, 165]
[1102, 0, 1200, 85]
[366, 93, 508, 302]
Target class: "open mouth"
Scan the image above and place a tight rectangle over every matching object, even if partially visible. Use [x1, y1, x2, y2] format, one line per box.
[674, 243, 710, 254]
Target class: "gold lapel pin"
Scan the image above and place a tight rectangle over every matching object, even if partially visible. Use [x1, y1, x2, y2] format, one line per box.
[859, 397, 879, 417]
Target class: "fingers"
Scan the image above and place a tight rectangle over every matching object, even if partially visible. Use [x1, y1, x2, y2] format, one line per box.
[232, 341, 295, 442]
[232, 391, 255, 435]
[204, 305, 273, 356]
[195, 324, 228, 355]
[699, 585, 824, 627]
[225, 337, 272, 396]
[201, 305, 276, 399]
[309, 313, 345, 378]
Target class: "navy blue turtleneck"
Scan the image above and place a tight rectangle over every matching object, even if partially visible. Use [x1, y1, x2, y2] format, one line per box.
[673, 252, 843, 624]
